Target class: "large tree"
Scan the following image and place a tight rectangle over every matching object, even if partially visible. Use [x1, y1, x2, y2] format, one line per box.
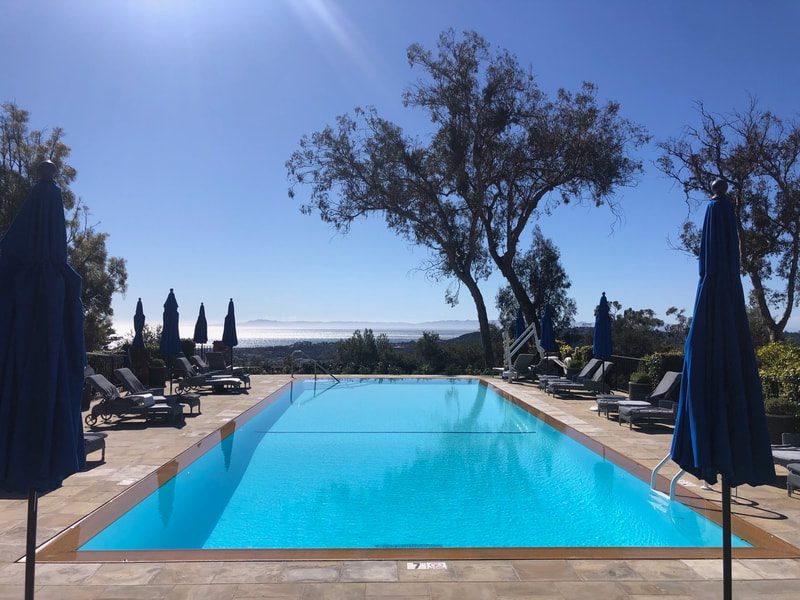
[0, 103, 127, 350]
[287, 30, 646, 367]
[287, 104, 495, 367]
[659, 101, 800, 341]
[402, 31, 648, 325]
[496, 226, 577, 334]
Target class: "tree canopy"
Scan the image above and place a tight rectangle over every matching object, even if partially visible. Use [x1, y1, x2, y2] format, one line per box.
[0, 103, 128, 350]
[402, 31, 648, 325]
[495, 226, 577, 335]
[288, 30, 647, 368]
[659, 100, 800, 341]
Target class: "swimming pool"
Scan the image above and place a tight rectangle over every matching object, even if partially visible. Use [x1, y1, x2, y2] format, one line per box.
[60, 377, 756, 555]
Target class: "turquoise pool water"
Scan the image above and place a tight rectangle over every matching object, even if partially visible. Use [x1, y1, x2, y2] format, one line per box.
[80, 378, 749, 550]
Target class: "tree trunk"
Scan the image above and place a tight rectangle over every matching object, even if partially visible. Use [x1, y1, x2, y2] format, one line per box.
[461, 276, 495, 368]
[497, 253, 536, 325]
[748, 270, 785, 342]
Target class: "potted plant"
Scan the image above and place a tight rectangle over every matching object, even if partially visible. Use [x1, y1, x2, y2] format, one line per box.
[148, 358, 168, 388]
[565, 359, 584, 380]
[764, 397, 799, 444]
[628, 370, 653, 401]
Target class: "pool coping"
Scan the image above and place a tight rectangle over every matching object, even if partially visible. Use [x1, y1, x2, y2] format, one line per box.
[35, 376, 800, 562]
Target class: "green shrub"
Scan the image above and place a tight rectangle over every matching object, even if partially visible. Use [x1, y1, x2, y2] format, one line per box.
[764, 397, 797, 416]
[640, 352, 684, 387]
[629, 370, 653, 385]
[149, 357, 166, 368]
[558, 341, 573, 359]
[574, 345, 593, 366]
[757, 341, 800, 416]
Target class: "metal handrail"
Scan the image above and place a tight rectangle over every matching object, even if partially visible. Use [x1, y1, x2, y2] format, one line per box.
[289, 350, 340, 383]
[651, 452, 685, 500]
[505, 321, 545, 371]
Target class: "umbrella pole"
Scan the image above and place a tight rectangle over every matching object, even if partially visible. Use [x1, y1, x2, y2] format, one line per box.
[722, 474, 732, 600]
[24, 488, 38, 600]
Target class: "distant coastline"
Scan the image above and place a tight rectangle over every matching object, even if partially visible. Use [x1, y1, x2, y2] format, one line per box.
[114, 319, 485, 348]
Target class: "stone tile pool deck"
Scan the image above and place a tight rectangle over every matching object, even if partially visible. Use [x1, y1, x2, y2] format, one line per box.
[0, 375, 798, 599]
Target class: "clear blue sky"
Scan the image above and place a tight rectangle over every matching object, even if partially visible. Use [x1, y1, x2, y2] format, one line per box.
[2, 0, 799, 334]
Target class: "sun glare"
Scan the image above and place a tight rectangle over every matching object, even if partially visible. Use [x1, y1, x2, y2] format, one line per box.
[288, 0, 376, 76]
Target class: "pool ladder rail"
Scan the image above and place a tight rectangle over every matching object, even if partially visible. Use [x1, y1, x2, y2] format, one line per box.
[289, 349, 340, 383]
[651, 453, 686, 501]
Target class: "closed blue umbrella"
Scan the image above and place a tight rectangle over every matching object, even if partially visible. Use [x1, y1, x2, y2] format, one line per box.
[540, 303, 557, 353]
[670, 181, 775, 600]
[222, 298, 238, 374]
[593, 292, 613, 393]
[193, 303, 208, 357]
[0, 163, 86, 599]
[132, 298, 145, 348]
[160, 289, 181, 393]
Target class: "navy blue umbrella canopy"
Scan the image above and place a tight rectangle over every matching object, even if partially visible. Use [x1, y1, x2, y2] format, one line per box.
[159, 289, 181, 357]
[514, 308, 525, 340]
[670, 184, 775, 600]
[132, 298, 145, 348]
[671, 195, 774, 488]
[540, 304, 557, 353]
[222, 298, 238, 348]
[0, 178, 86, 493]
[193, 303, 208, 344]
[592, 292, 613, 359]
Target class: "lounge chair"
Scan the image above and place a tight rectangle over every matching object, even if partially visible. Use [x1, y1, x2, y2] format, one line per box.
[84, 374, 184, 426]
[546, 361, 614, 397]
[787, 464, 800, 497]
[114, 367, 201, 414]
[173, 357, 243, 393]
[192, 354, 251, 388]
[595, 371, 682, 418]
[503, 353, 536, 382]
[538, 358, 602, 390]
[772, 433, 800, 466]
[618, 398, 678, 429]
[771, 433, 800, 496]
[84, 432, 107, 463]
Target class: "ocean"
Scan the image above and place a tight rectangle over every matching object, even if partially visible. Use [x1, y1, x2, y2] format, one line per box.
[115, 322, 480, 348]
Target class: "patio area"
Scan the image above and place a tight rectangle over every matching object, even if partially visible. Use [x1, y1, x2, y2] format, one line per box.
[0, 375, 798, 600]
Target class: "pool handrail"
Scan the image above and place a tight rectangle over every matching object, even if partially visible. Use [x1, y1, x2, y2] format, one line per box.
[289, 349, 340, 383]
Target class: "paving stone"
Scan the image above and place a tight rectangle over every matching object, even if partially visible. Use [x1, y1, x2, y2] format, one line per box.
[341, 561, 398, 582]
[450, 561, 518, 582]
[235, 583, 305, 598]
[213, 562, 284, 584]
[99, 584, 175, 599]
[87, 563, 163, 585]
[569, 560, 643, 581]
[554, 581, 628, 600]
[301, 583, 366, 600]
[0, 585, 26, 600]
[680, 559, 761, 580]
[34, 585, 106, 599]
[365, 582, 430, 596]
[511, 560, 576, 581]
[493, 580, 563, 597]
[163, 583, 239, 599]
[626, 560, 704, 581]
[152, 562, 228, 584]
[34, 562, 102, 584]
[428, 582, 495, 600]
[738, 558, 800, 579]
[279, 567, 341, 583]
